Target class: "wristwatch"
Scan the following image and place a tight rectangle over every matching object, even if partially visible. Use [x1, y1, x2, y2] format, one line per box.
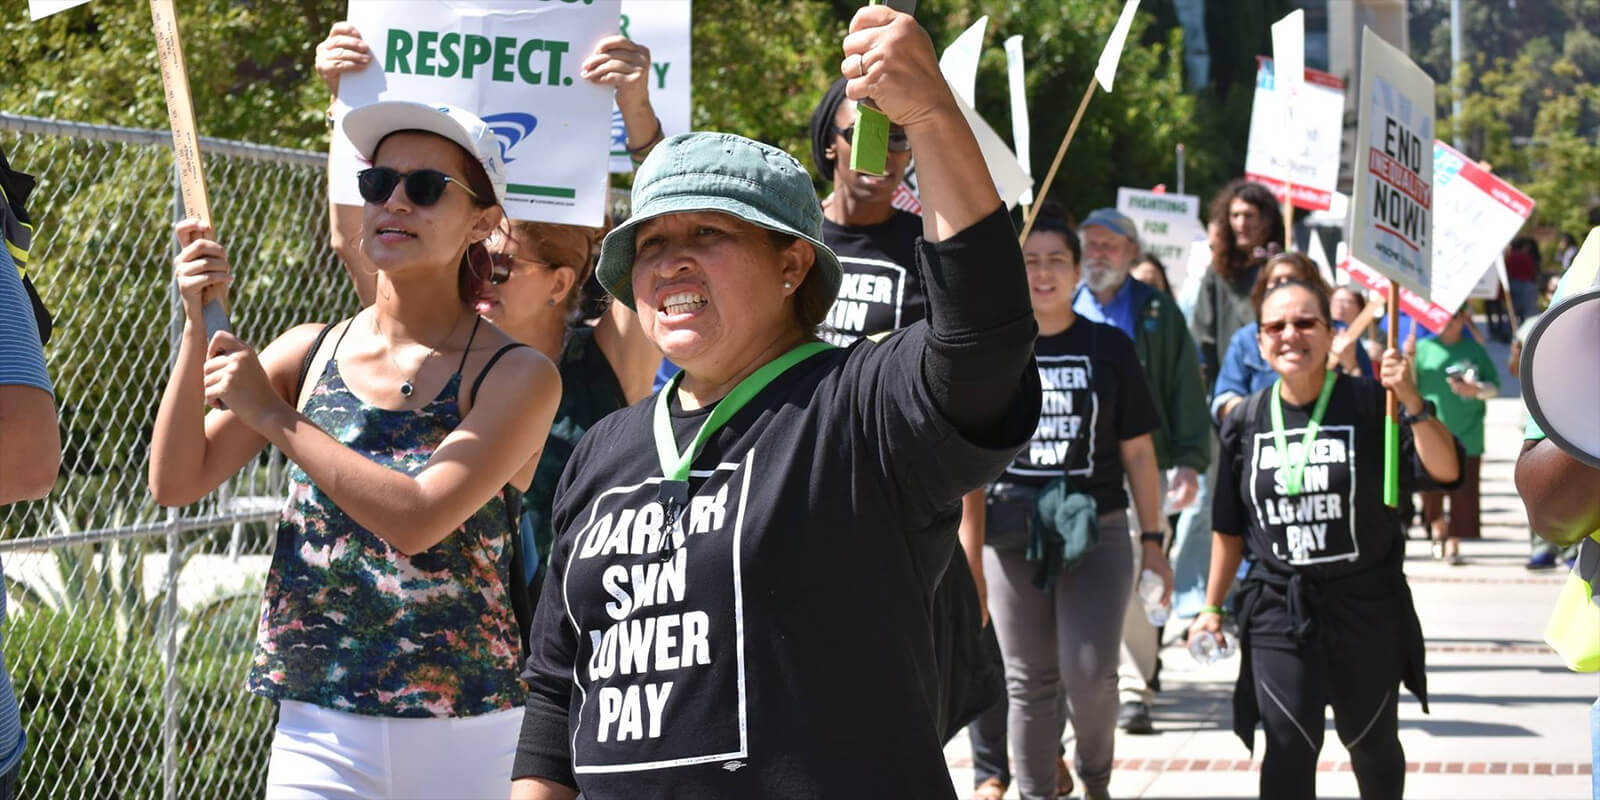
[1399, 399, 1436, 426]
[1139, 531, 1165, 545]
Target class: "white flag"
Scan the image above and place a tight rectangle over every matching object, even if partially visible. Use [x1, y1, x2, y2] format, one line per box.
[1095, 0, 1142, 92]
[1004, 35, 1033, 206]
[939, 17, 987, 108]
[28, 0, 92, 20]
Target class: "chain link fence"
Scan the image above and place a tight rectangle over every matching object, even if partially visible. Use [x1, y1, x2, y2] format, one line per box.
[0, 112, 359, 800]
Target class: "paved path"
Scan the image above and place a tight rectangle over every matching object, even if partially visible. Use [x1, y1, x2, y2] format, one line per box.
[946, 361, 1596, 798]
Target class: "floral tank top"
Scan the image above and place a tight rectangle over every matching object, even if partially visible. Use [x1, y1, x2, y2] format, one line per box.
[248, 318, 525, 718]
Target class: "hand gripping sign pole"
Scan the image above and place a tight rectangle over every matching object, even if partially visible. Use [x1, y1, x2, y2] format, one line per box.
[148, 0, 231, 341]
[849, 0, 919, 177]
[1017, 0, 1140, 245]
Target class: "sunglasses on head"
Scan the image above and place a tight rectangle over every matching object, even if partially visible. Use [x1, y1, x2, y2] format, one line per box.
[832, 124, 912, 153]
[1259, 317, 1325, 337]
[486, 252, 555, 285]
[357, 167, 482, 207]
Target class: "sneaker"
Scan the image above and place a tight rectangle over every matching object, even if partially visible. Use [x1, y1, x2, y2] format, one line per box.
[1118, 701, 1154, 734]
[1526, 550, 1559, 571]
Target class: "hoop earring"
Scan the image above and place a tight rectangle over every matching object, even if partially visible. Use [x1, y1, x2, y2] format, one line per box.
[357, 237, 378, 276]
[467, 241, 493, 284]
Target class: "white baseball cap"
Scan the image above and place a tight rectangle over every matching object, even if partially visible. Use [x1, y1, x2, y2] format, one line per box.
[342, 101, 507, 205]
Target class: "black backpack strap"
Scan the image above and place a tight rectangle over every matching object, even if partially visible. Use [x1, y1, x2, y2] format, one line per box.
[502, 484, 539, 663]
[470, 342, 532, 409]
[295, 323, 336, 401]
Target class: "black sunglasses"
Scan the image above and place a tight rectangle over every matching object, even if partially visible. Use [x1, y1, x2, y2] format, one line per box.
[1259, 317, 1325, 337]
[357, 167, 482, 206]
[832, 124, 912, 153]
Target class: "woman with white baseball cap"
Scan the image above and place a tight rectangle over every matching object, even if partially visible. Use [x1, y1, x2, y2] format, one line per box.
[149, 101, 559, 798]
[512, 8, 1039, 800]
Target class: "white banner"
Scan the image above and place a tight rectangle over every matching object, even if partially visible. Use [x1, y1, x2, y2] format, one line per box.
[1347, 28, 1435, 298]
[331, 0, 619, 226]
[1116, 187, 1205, 290]
[1244, 57, 1344, 211]
[609, 0, 691, 173]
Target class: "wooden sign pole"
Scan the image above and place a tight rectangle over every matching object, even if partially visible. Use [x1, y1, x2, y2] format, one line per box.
[1018, 78, 1097, 245]
[149, 0, 230, 336]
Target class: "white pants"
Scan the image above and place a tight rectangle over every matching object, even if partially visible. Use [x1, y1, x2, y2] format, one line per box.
[265, 700, 523, 800]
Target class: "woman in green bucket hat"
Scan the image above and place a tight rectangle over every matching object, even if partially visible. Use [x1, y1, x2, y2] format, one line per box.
[512, 7, 1040, 799]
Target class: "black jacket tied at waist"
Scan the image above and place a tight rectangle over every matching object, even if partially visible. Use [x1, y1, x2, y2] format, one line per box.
[1230, 550, 1429, 751]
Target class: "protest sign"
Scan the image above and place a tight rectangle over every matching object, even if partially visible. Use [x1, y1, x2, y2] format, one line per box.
[1469, 257, 1502, 300]
[1348, 28, 1435, 299]
[1422, 141, 1534, 329]
[609, 0, 690, 173]
[1343, 142, 1532, 333]
[331, 0, 619, 227]
[28, 0, 90, 19]
[1116, 187, 1204, 287]
[1243, 57, 1345, 212]
[1341, 256, 1450, 333]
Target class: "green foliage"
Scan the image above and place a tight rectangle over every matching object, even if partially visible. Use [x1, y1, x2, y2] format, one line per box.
[11, 601, 272, 798]
[1415, 0, 1600, 239]
[1, 0, 344, 149]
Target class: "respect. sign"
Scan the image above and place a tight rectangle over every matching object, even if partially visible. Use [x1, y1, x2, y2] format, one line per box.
[331, 0, 619, 227]
[1347, 28, 1435, 298]
[1244, 57, 1345, 211]
[610, 0, 691, 173]
[1116, 187, 1205, 290]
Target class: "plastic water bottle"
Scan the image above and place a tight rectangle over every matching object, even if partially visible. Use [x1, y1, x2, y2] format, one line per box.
[1188, 629, 1239, 665]
[1137, 569, 1169, 627]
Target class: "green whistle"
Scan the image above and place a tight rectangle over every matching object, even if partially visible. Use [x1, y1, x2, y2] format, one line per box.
[849, 0, 917, 176]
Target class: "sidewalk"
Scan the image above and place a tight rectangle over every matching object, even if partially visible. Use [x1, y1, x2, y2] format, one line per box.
[946, 390, 1595, 798]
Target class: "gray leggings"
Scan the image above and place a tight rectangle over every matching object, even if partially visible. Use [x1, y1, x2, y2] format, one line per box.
[984, 509, 1132, 798]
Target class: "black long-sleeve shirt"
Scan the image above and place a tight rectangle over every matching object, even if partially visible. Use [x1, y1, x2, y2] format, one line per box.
[513, 206, 1038, 798]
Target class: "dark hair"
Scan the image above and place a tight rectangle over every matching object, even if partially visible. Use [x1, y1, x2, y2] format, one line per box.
[1026, 204, 1082, 266]
[1250, 252, 1330, 317]
[1259, 278, 1333, 326]
[1134, 252, 1171, 294]
[371, 129, 500, 307]
[766, 230, 833, 333]
[1510, 236, 1543, 267]
[1207, 179, 1285, 280]
[506, 220, 603, 314]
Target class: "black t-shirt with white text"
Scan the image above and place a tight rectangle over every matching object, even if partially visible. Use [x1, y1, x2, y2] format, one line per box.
[1002, 319, 1159, 513]
[821, 210, 926, 345]
[1214, 373, 1459, 580]
[517, 326, 1031, 799]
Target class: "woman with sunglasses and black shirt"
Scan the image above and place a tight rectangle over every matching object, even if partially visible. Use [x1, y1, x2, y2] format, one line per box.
[149, 103, 559, 799]
[1189, 278, 1461, 799]
[476, 221, 662, 629]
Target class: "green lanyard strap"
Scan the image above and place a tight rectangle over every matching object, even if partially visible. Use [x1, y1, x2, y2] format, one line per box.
[653, 341, 836, 483]
[1270, 369, 1337, 497]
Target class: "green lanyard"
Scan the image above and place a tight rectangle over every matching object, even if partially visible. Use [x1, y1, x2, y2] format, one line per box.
[1270, 369, 1337, 496]
[651, 341, 835, 544]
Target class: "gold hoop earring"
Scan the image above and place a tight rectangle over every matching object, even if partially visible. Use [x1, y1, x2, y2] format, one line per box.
[357, 238, 378, 276]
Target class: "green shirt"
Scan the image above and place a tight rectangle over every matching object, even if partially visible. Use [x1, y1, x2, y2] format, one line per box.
[1415, 334, 1498, 456]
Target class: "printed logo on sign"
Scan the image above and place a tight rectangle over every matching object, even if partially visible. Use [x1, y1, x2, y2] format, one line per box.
[563, 454, 755, 773]
[1007, 354, 1096, 479]
[481, 112, 539, 164]
[1248, 425, 1359, 565]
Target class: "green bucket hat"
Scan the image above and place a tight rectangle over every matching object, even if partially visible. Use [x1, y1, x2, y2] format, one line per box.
[596, 132, 843, 310]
